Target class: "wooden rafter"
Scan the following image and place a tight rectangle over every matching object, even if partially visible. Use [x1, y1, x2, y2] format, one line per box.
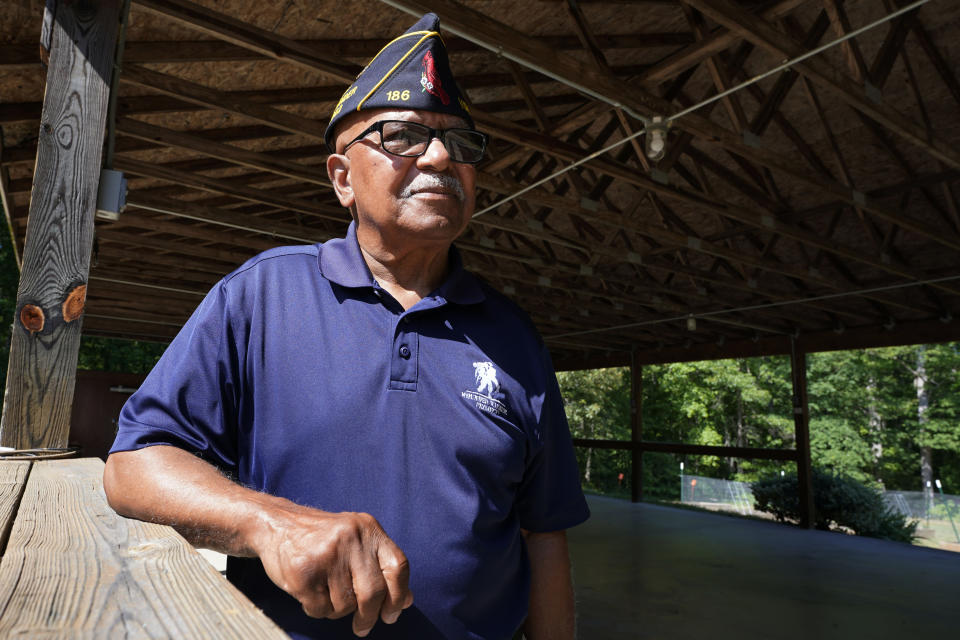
[685, 0, 960, 170]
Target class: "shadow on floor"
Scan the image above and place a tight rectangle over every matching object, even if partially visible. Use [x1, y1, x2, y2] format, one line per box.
[569, 495, 960, 639]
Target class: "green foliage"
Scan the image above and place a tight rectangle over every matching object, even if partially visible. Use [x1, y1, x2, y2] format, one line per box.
[752, 470, 918, 543]
[642, 356, 794, 481]
[76, 336, 167, 374]
[558, 367, 632, 497]
[557, 345, 960, 507]
[0, 237, 18, 398]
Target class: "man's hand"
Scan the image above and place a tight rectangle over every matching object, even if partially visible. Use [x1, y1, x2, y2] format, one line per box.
[104, 446, 412, 637]
[251, 503, 413, 636]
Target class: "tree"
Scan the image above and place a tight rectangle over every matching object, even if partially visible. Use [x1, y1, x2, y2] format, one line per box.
[558, 346, 960, 503]
[556, 367, 630, 495]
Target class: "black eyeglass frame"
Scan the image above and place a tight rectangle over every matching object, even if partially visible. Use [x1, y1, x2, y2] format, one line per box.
[342, 120, 489, 164]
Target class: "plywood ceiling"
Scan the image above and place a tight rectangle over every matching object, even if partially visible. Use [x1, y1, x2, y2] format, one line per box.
[1, 0, 959, 366]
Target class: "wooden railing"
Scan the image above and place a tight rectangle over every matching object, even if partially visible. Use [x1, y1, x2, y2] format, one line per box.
[0, 457, 287, 637]
[573, 438, 798, 461]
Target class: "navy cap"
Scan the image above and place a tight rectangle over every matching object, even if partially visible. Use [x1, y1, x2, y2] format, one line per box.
[325, 13, 473, 152]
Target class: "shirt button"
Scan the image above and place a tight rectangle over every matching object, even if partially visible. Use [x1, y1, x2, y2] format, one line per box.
[399, 345, 411, 359]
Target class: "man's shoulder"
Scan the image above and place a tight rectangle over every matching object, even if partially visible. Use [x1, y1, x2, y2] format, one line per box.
[221, 244, 321, 287]
[471, 276, 545, 348]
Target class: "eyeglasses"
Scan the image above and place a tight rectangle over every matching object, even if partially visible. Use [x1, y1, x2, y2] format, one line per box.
[343, 120, 488, 164]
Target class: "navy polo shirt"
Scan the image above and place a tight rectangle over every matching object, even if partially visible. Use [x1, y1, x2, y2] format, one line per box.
[111, 222, 589, 639]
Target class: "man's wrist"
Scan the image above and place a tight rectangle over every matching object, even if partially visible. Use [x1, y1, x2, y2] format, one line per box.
[236, 491, 294, 558]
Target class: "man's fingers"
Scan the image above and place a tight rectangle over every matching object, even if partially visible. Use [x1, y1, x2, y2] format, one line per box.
[350, 547, 389, 637]
[377, 538, 412, 624]
[326, 576, 359, 620]
[300, 585, 334, 619]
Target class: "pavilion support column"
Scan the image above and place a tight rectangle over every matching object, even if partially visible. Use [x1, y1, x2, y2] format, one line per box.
[790, 339, 815, 528]
[0, 0, 123, 450]
[630, 350, 643, 503]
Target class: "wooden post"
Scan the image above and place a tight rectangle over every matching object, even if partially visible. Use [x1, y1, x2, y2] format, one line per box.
[0, 0, 122, 449]
[790, 339, 815, 528]
[630, 350, 643, 503]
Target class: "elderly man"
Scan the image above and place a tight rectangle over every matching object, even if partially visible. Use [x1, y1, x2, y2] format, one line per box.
[104, 13, 588, 640]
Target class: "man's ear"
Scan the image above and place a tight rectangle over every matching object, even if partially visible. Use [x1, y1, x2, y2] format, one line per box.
[326, 152, 354, 209]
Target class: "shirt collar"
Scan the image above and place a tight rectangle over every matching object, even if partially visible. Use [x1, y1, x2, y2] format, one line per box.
[318, 221, 485, 305]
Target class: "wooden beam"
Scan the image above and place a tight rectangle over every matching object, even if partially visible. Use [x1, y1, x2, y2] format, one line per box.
[748, 12, 830, 136]
[506, 60, 550, 131]
[109, 210, 279, 252]
[0, 34, 694, 69]
[790, 341, 815, 528]
[131, 0, 358, 83]
[0, 459, 288, 637]
[116, 118, 329, 186]
[479, 110, 960, 294]
[124, 193, 331, 244]
[94, 242, 242, 275]
[119, 65, 328, 141]
[630, 354, 643, 502]
[868, 3, 917, 89]
[82, 316, 183, 340]
[637, 0, 810, 86]
[910, 22, 960, 110]
[621, 315, 960, 366]
[679, 1, 749, 132]
[390, 1, 960, 264]
[0, 0, 123, 450]
[564, 0, 613, 73]
[115, 157, 345, 221]
[0, 461, 30, 556]
[684, 0, 960, 170]
[572, 439, 799, 461]
[96, 228, 258, 264]
[117, 148, 836, 303]
[821, 0, 868, 83]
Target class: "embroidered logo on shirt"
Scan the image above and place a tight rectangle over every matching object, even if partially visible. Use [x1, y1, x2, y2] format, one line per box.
[462, 361, 508, 417]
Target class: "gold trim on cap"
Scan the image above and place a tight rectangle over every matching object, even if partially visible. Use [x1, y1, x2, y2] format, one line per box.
[356, 30, 442, 111]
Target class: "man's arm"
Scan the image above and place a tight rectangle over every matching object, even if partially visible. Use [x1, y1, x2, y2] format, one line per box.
[521, 529, 576, 640]
[103, 445, 413, 637]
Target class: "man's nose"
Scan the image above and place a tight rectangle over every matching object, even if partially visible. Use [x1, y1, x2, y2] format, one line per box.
[417, 137, 452, 171]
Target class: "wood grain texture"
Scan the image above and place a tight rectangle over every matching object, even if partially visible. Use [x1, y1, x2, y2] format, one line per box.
[0, 0, 122, 449]
[0, 458, 287, 638]
[0, 462, 30, 558]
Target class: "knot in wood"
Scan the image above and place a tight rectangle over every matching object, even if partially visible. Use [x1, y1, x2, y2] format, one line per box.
[62, 284, 87, 323]
[20, 304, 45, 334]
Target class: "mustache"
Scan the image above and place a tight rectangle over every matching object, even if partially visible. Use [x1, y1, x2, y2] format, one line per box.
[400, 173, 465, 202]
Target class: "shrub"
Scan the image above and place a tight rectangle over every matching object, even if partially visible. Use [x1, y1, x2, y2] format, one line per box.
[751, 469, 917, 543]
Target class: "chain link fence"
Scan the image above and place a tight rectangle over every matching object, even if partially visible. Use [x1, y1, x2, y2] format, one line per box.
[679, 475, 960, 547]
[680, 474, 758, 516]
[884, 490, 960, 545]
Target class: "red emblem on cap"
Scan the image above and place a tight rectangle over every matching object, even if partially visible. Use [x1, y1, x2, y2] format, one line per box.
[420, 51, 450, 105]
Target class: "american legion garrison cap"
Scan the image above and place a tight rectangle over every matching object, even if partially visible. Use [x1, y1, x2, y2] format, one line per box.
[324, 12, 473, 152]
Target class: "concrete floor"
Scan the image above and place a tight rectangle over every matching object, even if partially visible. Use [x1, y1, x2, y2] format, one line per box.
[569, 496, 960, 639]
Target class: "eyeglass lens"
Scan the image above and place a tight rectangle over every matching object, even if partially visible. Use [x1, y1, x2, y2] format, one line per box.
[380, 121, 485, 163]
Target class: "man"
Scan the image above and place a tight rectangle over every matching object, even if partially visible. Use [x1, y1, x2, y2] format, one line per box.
[104, 13, 589, 640]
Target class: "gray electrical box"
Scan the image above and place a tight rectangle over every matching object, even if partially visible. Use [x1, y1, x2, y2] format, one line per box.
[95, 169, 127, 221]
